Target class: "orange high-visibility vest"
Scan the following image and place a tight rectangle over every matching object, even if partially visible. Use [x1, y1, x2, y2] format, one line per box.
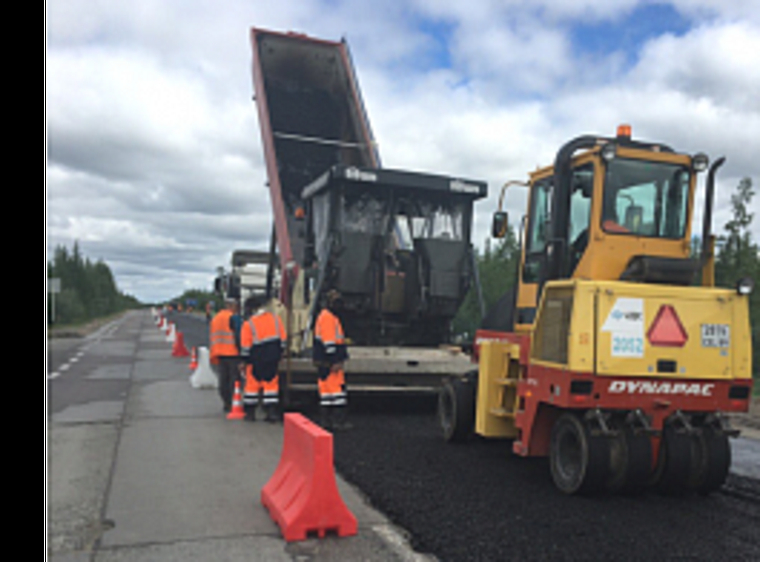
[209, 310, 238, 361]
[313, 309, 348, 365]
[240, 311, 286, 365]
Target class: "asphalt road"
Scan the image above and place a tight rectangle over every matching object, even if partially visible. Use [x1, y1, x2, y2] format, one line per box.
[47, 318, 133, 416]
[331, 409, 760, 562]
[48, 310, 427, 562]
[166, 310, 760, 561]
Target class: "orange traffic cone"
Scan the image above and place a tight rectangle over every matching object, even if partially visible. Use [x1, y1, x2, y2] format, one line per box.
[172, 331, 190, 357]
[227, 382, 246, 420]
[188, 347, 198, 371]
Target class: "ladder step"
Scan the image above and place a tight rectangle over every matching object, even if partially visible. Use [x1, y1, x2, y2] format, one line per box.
[489, 407, 516, 418]
[495, 378, 518, 386]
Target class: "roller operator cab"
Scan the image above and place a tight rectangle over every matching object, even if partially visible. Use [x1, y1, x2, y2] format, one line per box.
[439, 126, 754, 496]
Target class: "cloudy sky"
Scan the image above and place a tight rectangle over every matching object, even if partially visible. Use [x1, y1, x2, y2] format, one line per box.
[46, 0, 760, 304]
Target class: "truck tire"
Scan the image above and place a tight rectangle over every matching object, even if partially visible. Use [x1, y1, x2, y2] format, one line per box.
[605, 421, 652, 495]
[653, 424, 698, 496]
[693, 425, 731, 495]
[549, 412, 610, 495]
[438, 374, 477, 443]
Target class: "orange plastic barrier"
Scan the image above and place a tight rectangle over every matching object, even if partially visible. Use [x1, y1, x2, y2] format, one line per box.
[261, 413, 358, 541]
[172, 331, 190, 357]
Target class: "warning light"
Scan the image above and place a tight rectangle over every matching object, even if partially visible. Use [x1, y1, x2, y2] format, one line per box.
[647, 305, 688, 347]
[617, 124, 632, 138]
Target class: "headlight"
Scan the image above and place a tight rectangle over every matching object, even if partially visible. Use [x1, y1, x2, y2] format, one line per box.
[601, 142, 617, 162]
[736, 277, 755, 296]
[692, 153, 709, 172]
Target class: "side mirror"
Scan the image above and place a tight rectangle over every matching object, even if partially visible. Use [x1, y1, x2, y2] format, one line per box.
[492, 211, 508, 238]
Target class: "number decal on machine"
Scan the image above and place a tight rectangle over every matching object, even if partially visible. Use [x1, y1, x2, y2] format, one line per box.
[611, 335, 644, 357]
[603, 298, 645, 358]
[701, 324, 730, 348]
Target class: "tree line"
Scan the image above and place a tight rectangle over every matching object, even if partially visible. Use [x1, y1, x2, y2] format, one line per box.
[453, 178, 760, 377]
[47, 242, 141, 325]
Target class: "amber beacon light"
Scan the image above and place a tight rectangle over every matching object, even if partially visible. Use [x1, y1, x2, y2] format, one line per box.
[617, 124, 632, 138]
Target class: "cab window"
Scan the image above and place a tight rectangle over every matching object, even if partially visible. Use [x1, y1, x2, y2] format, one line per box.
[602, 158, 691, 238]
[522, 178, 552, 283]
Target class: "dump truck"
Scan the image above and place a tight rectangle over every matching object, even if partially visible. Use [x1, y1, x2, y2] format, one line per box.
[438, 125, 754, 495]
[248, 27, 487, 392]
[214, 249, 277, 311]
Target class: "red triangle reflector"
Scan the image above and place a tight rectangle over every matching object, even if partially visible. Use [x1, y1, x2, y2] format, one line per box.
[647, 305, 688, 347]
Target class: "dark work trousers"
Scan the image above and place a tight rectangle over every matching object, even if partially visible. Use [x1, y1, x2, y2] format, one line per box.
[216, 356, 241, 411]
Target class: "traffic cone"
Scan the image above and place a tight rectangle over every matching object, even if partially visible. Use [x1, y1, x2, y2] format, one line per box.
[188, 347, 198, 371]
[172, 331, 190, 357]
[166, 323, 176, 343]
[227, 382, 246, 420]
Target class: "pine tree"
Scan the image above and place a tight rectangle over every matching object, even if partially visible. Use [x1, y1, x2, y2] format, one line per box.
[48, 242, 139, 325]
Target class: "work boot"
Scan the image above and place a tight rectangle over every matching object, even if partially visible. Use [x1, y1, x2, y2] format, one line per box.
[264, 404, 280, 423]
[244, 405, 257, 422]
[332, 406, 352, 431]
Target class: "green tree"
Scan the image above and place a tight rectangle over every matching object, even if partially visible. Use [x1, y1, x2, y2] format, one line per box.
[715, 177, 759, 377]
[47, 242, 140, 325]
[453, 226, 520, 339]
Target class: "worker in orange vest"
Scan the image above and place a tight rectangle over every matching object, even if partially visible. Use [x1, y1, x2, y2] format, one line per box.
[313, 289, 350, 430]
[209, 298, 242, 413]
[240, 297, 286, 422]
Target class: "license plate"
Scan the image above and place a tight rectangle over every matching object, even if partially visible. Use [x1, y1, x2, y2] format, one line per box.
[701, 324, 730, 348]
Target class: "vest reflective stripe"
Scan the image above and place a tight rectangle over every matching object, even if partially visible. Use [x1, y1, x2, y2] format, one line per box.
[209, 311, 238, 357]
[210, 331, 236, 345]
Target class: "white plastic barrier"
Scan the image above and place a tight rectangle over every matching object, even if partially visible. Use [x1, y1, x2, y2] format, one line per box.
[190, 347, 218, 389]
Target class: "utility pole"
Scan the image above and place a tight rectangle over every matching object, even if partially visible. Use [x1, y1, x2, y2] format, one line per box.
[48, 278, 61, 323]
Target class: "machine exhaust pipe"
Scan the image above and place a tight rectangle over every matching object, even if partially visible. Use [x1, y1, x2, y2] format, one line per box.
[700, 156, 726, 271]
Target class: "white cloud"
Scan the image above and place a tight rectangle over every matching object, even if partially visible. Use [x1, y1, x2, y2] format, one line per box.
[46, 0, 760, 302]
[633, 21, 760, 113]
